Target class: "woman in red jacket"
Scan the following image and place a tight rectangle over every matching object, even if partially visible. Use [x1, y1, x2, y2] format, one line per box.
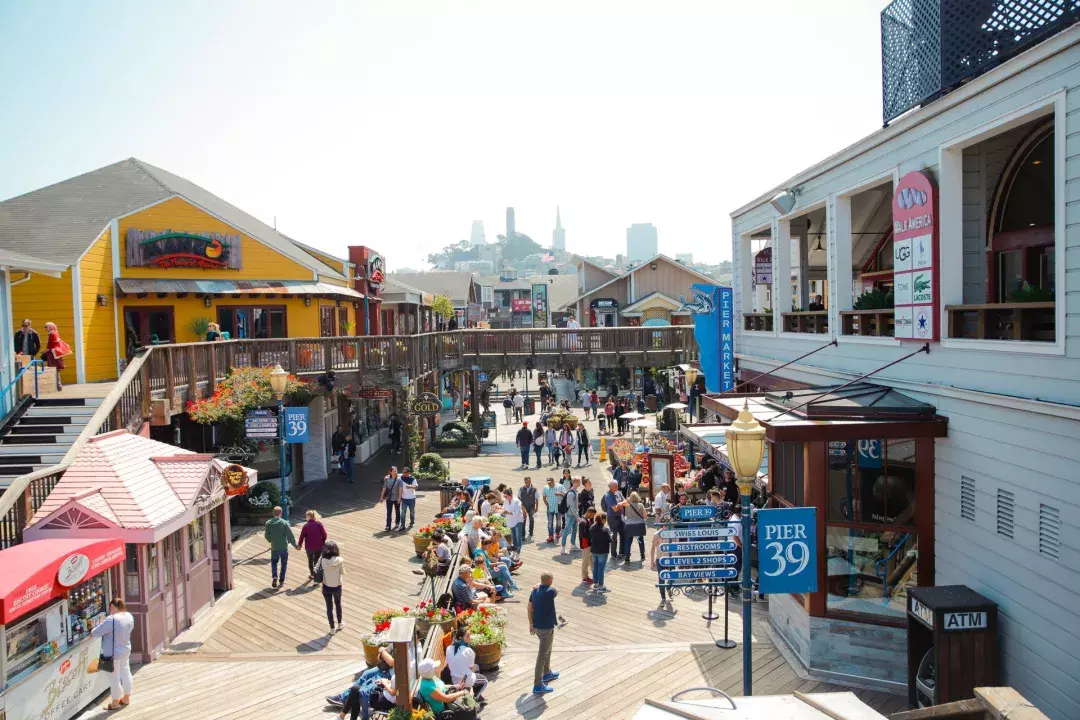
[297, 510, 328, 582]
[42, 322, 69, 390]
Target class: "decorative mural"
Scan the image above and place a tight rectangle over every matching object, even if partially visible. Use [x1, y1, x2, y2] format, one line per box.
[126, 228, 242, 270]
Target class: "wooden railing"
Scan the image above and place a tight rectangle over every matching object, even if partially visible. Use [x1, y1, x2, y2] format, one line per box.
[0, 327, 695, 548]
[744, 313, 774, 332]
[781, 311, 829, 334]
[946, 302, 1055, 342]
[840, 309, 895, 337]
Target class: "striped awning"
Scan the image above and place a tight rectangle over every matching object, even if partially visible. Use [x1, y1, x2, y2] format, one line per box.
[115, 278, 363, 299]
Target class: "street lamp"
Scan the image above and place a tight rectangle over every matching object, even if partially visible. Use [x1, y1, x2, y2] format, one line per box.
[684, 368, 698, 423]
[725, 400, 766, 696]
[269, 364, 290, 521]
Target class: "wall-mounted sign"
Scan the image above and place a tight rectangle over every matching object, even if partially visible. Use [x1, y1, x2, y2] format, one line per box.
[411, 391, 442, 416]
[367, 253, 384, 289]
[511, 299, 531, 313]
[358, 386, 394, 400]
[283, 407, 310, 443]
[757, 507, 818, 594]
[753, 246, 772, 284]
[590, 298, 618, 310]
[892, 171, 938, 341]
[718, 286, 734, 391]
[126, 228, 242, 270]
[221, 464, 250, 496]
[57, 554, 91, 587]
[531, 282, 549, 327]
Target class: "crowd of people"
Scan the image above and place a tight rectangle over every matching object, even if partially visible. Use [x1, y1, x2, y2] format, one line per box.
[13, 317, 70, 390]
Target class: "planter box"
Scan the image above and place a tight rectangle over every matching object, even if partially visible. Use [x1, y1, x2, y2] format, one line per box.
[413, 534, 432, 557]
[433, 446, 479, 458]
[472, 642, 502, 670]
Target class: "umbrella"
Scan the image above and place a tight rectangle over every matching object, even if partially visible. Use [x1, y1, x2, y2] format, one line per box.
[629, 418, 653, 428]
[621, 411, 645, 421]
[663, 402, 688, 410]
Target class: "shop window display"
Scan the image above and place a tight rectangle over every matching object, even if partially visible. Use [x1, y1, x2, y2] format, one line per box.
[189, 517, 207, 563]
[825, 527, 918, 620]
[5, 604, 65, 684]
[125, 543, 140, 598]
[67, 575, 108, 644]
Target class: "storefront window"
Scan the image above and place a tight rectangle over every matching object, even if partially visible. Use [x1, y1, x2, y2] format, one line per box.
[771, 442, 804, 506]
[68, 573, 109, 643]
[174, 532, 184, 581]
[218, 306, 287, 339]
[189, 517, 207, 564]
[827, 439, 916, 526]
[825, 527, 918, 620]
[5, 603, 66, 684]
[148, 543, 160, 593]
[125, 544, 140, 599]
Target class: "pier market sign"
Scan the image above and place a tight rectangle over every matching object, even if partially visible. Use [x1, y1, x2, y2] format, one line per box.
[126, 228, 242, 270]
[892, 171, 939, 341]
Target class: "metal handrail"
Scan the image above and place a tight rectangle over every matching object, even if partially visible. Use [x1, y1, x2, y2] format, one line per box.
[0, 359, 43, 414]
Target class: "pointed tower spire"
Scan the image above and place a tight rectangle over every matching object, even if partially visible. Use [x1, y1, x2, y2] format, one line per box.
[552, 206, 566, 253]
[556, 206, 563, 230]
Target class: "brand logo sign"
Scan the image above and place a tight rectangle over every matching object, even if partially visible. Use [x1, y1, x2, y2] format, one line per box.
[412, 391, 442, 416]
[57, 553, 91, 587]
[531, 283, 549, 328]
[126, 229, 242, 270]
[221, 463, 249, 496]
[892, 171, 938, 341]
[910, 597, 934, 629]
[359, 386, 394, 399]
[368, 254, 384, 289]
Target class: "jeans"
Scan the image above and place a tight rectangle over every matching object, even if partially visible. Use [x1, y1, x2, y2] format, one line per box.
[109, 651, 132, 700]
[623, 532, 645, 561]
[270, 549, 289, 582]
[561, 515, 578, 550]
[533, 445, 543, 468]
[534, 628, 554, 687]
[592, 553, 608, 588]
[525, 509, 535, 536]
[511, 523, 524, 551]
[608, 519, 624, 558]
[385, 500, 400, 529]
[557, 512, 566, 535]
[547, 512, 558, 537]
[323, 584, 343, 628]
[520, 446, 531, 467]
[305, 550, 321, 578]
[401, 498, 416, 526]
[342, 455, 354, 482]
[577, 444, 589, 464]
[492, 563, 517, 590]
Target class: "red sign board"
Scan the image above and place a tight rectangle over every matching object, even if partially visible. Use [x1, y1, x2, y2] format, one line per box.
[358, 386, 394, 399]
[892, 171, 939, 341]
[511, 299, 531, 313]
[0, 538, 125, 623]
[753, 246, 772, 285]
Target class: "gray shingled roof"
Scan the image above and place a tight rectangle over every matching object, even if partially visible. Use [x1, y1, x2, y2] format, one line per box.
[0, 158, 346, 280]
[387, 272, 476, 304]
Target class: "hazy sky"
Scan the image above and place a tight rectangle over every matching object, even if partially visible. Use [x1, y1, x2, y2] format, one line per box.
[0, 1, 885, 268]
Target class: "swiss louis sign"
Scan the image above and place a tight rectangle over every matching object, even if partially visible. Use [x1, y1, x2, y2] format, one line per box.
[892, 171, 939, 341]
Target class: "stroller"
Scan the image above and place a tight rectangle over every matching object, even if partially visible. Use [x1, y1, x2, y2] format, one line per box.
[597, 413, 607, 435]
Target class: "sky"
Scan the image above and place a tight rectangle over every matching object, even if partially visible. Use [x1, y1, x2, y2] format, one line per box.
[0, 1, 886, 268]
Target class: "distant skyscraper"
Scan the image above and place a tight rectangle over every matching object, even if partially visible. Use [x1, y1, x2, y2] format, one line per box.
[552, 206, 566, 253]
[627, 223, 658, 262]
[506, 207, 516, 238]
[471, 220, 486, 246]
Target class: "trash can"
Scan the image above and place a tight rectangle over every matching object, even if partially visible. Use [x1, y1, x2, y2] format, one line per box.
[907, 585, 999, 709]
[645, 394, 658, 411]
[525, 398, 536, 416]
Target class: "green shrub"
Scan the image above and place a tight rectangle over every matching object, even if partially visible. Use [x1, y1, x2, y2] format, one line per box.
[442, 420, 473, 435]
[416, 452, 449, 481]
[853, 287, 894, 310]
[240, 480, 281, 513]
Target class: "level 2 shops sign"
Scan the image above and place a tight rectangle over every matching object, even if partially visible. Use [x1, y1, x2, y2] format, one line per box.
[892, 171, 939, 341]
[126, 228, 243, 270]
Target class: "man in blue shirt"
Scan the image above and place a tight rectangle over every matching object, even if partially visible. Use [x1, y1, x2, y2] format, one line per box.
[452, 566, 481, 609]
[529, 571, 560, 694]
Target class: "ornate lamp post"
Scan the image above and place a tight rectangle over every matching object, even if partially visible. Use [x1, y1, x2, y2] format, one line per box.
[725, 400, 766, 696]
[269, 364, 290, 521]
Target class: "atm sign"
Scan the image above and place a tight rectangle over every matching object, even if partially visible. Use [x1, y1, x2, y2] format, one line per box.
[943, 611, 987, 631]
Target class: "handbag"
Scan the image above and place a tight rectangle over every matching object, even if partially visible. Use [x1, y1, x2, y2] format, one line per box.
[313, 557, 325, 584]
[92, 619, 115, 673]
[56, 339, 73, 357]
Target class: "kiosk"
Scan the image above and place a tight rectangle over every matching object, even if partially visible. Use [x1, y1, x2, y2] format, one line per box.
[0, 538, 126, 720]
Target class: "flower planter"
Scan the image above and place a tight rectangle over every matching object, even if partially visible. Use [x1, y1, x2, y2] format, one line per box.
[434, 446, 478, 458]
[546, 418, 563, 429]
[415, 617, 456, 638]
[363, 643, 383, 666]
[562, 416, 579, 429]
[471, 642, 503, 670]
[413, 534, 432, 557]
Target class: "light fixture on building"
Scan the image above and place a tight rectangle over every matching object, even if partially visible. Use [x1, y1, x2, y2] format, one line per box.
[97, 294, 108, 307]
[770, 187, 801, 215]
[650, 262, 658, 270]
[204, 296, 212, 308]
[353, 301, 360, 310]
[269, 364, 289, 400]
[811, 235, 825, 253]
[304, 296, 311, 306]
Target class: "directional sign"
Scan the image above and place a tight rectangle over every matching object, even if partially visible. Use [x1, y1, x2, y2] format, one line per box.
[477, 372, 488, 383]
[678, 505, 718, 521]
[658, 554, 737, 568]
[660, 568, 738, 582]
[757, 507, 818, 594]
[660, 541, 736, 554]
[659, 526, 737, 540]
[283, 407, 309, 443]
[245, 409, 278, 439]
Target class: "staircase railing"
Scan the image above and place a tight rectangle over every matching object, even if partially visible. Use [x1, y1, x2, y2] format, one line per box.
[0, 359, 44, 418]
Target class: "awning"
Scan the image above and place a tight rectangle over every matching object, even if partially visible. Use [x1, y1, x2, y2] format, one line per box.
[115, 278, 363, 299]
[0, 538, 125, 624]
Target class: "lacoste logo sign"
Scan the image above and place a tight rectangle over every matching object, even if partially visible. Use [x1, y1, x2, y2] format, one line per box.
[913, 276, 930, 293]
[896, 187, 927, 209]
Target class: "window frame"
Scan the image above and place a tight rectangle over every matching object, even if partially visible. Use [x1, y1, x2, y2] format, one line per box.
[737, 221, 778, 337]
[938, 90, 1066, 356]
[189, 517, 207, 564]
[217, 304, 288, 339]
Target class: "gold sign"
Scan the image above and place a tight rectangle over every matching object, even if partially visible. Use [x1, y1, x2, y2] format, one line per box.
[411, 392, 442, 417]
[221, 463, 249, 497]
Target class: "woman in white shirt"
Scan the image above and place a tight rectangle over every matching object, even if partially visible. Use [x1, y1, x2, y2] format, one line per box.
[91, 598, 136, 711]
[501, 488, 525, 553]
[445, 624, 488, 701]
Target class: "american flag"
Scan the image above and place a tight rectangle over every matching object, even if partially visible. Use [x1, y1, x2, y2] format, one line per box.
[542, 253, 555, 262]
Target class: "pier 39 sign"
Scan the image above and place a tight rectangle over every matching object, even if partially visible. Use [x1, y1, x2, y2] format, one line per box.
[756, 507, 818, 594]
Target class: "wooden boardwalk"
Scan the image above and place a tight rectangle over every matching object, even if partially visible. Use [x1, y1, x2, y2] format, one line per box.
[76, 436, 908, 719]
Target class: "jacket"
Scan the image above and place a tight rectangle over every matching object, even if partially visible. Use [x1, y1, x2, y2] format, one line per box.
[516, 427, 534, 447]
[297, 520, 327, 553]
[14, 329, 40, 357]
[579, 519, 592, 548]
[589, 523, 612, 554]
[264, 517, 297, 552]
[319, 556, 345, 588]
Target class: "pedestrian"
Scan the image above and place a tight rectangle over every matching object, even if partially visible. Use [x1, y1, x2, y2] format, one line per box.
[627, 462, 643, 495]
[297, 510, 328, 581]
[264, 505, 297, 589]
[578, 478, 594, 515]
[511, 421, 530, 469]
[604, 398, 615, 435]
[544, 424, 557, 465]
[614, 399, 626, 435]
[622, 491, 648, 563]
[576, 423, 590, 467]
[513, 391, 525, 423]
[721, 469, 741, 505]
[654, 483, 671, 520]
[42, 321, 70, 390]
[381, 467, 403, 532]
[318, 540, 346, 632]
[542, 476, 563, 543]
[518, 477, 538, 539]
[399, 467, 418, 530]
[446, 624, 489, 702]
[529, 571, 561, 694]
[589, 512, 612, 593]
[532, 422, 545, 469]
[341, 433, 358, 483]
[502, 488, 524, 553]
[614, 459, 630, 496]
[579, 507, 596, 584]
[636, 396, 646, 414]
[581, 389, 592, 419]
[503, 394, 514, 424]
[557, 425, 574, 469]
[13, 318, 40, 359]
[558, 469, 573, 537]
[331, 425, 346, 473]
[389, 414, 403, 454]
[650, 531, 673, 609]
[589, 389, 600, 419]
[91, 598, 136, 711]
[601, 480, 626, 561]
[560, 477, 580, 555]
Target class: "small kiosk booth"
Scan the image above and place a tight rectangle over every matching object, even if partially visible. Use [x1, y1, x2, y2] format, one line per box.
[24, 431, 254, 662]
[0, 538, 125, 720]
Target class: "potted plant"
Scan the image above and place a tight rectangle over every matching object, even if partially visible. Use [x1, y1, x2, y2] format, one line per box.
[458, 606, 507, 670]
[342, 321, 357, 360]
[388, 707, 434, 720]
[415, 452, 449, 483]
[188, 316, 212, 342]
[359, 629, 389, 666]
[409, 601, 456, 636]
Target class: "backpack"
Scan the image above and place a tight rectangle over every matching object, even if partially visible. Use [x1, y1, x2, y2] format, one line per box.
[558, 490, 569, 514]
[503, 397, 512, 408]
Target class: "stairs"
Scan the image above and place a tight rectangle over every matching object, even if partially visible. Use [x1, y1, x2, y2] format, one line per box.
[0, 397, 101, 490]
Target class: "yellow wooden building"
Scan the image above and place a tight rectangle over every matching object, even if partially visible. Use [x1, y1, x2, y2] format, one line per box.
[0, 159, 362, 384]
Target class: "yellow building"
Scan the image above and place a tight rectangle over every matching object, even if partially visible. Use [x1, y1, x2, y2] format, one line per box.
[0, 158, 361, 384]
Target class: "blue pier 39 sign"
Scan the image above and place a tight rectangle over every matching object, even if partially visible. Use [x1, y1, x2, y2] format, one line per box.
[756, 507, 818, 594]
[283, 407, 310, 443]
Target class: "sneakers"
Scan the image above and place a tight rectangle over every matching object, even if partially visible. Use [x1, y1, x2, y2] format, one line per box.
[582, 578, 593, 584]
[326, 695, 344, 707]
[271, 579, 278, 589]
[596, 586, 610, 593]
[532, 684, 554, 694]
[338, 622, 345, 631]
[546, 536, 555, 543]
[542, 671, 560, 683]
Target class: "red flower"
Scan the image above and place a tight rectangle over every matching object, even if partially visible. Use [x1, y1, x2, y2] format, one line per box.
[402, 607, 409, 612]
[427, 610, 435, 618]
[419, 601, 427, 608]
[480, 620, 487, 625]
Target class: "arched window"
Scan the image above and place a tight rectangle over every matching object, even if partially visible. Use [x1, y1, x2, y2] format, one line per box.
[987, 122, 1055, 303]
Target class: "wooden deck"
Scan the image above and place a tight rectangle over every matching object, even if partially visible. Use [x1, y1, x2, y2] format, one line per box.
[76, 440, 907, 720]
